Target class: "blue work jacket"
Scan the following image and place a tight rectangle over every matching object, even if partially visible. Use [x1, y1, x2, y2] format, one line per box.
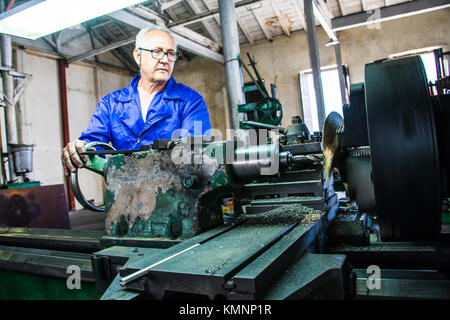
[79, 74, 211, 150]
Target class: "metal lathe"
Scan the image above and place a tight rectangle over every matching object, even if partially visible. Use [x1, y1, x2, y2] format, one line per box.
[0, 55, 449, 300]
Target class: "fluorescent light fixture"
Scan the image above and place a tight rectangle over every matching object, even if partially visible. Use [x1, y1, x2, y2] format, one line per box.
[0, 0, 149, 40]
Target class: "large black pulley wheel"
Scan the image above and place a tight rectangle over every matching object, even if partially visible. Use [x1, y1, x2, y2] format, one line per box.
[365, 56, 442, 241]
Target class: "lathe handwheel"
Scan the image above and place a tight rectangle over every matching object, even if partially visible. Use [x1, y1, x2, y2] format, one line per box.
[70, 141, 115, 212]
[365, 56, 441, 241]
[253, 97, 283, 126]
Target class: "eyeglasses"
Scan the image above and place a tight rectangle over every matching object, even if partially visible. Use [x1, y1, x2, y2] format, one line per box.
[138, 47, 179, 62]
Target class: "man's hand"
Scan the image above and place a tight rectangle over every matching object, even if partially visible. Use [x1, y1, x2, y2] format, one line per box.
[61, 140, 88, 176]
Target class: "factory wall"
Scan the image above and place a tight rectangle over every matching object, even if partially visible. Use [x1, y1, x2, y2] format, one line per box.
[14, 49, 132, 210]
[174, 8, 450, 129]
[174, 58, 229, 134]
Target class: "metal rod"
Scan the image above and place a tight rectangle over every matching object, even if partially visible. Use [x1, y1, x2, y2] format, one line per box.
[58, 59, 75, 210]
[271, 84, 278, 99]
[219, 0, 245, 130]
[119, 243, 200, 286]
[239, 58, 268, 99]
[334, 43, 348, 105]
[246, 52, 269, 96]
[119, 218, 247, 287]
[80, 149, 137, 155]
[241, 121, 287, 135]
[304, 0, 326, 131]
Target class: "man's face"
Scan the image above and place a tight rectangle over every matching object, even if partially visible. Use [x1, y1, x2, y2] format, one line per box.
[133, 30, 176, 83]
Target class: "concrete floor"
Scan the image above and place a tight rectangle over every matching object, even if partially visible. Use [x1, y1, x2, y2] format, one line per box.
[69, 209, 105, 231]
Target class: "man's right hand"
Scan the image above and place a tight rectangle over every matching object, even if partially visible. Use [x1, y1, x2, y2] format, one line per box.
[61, 140, 88, 176]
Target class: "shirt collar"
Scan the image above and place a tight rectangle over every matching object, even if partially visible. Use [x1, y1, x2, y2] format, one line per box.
[116, 74, 184, 102]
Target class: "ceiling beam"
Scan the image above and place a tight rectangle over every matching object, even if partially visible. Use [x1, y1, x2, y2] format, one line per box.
[269, 0, 291, 36]
[90, 28, 138, 73]
[316, 0, 333, 17]
[184, 0, 223, 46]
[199, 0, 224, 46]
[361, 0, 379, 11]
[313, 0, 338, 41]
[86, 26, 99, 63]
[129, 4, 221, 50]
[199, 0, 254, 45]
[167, 0, 263, 27]
[337, 0, 348, 15]
[108, 10, 224, 63]
[361, 0, 369, 11]
[128, 5, 167, 26]
[170, 24, 220, 50]
[236, 11, 255, 44]
[292, 0, 307, 30]
[61, 29, 89, 47]
[385, 0, 400, 5]
[164, 6, 178, 21]
[42, 37, 57, 52]
[10, 36, 132, 74]
[248, 5, 272, 40]
[99, 29, 138, 74]
[67, 37, 135, 64]
[332, 0, 450, 31]
[161, 0, 185, 11]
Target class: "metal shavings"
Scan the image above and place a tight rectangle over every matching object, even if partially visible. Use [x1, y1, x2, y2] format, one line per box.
[241, 203, 323, 225]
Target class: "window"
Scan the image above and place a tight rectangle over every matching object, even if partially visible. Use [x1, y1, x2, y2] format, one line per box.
[420, 52, 438, 84]
[299, 65, 344, 133]
[390, 46, 444, 95]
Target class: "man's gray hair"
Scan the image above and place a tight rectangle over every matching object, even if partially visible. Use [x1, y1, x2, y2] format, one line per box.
[135, 26, 178, 50]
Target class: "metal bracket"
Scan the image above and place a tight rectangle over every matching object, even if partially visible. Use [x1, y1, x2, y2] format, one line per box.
[0, 67, 33, 107]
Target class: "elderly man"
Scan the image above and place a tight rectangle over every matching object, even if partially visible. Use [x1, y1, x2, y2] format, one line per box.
[61, 26, 211, 176]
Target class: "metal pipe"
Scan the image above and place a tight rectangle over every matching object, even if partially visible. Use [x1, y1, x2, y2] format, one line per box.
[241, 121, 287, 135]
[219, 0, 245, 130]
[270, 83, 278, 99]
[0, 96, 5, 186]
[1, 34, 18, 183]
[0, 8, 6, 186]
[58, 59, 75, 210]
[334, 43, 348, 105]
[304, 0, 326, 131]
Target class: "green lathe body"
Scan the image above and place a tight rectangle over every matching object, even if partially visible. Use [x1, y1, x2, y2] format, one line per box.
[84, 140, 237, 240]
